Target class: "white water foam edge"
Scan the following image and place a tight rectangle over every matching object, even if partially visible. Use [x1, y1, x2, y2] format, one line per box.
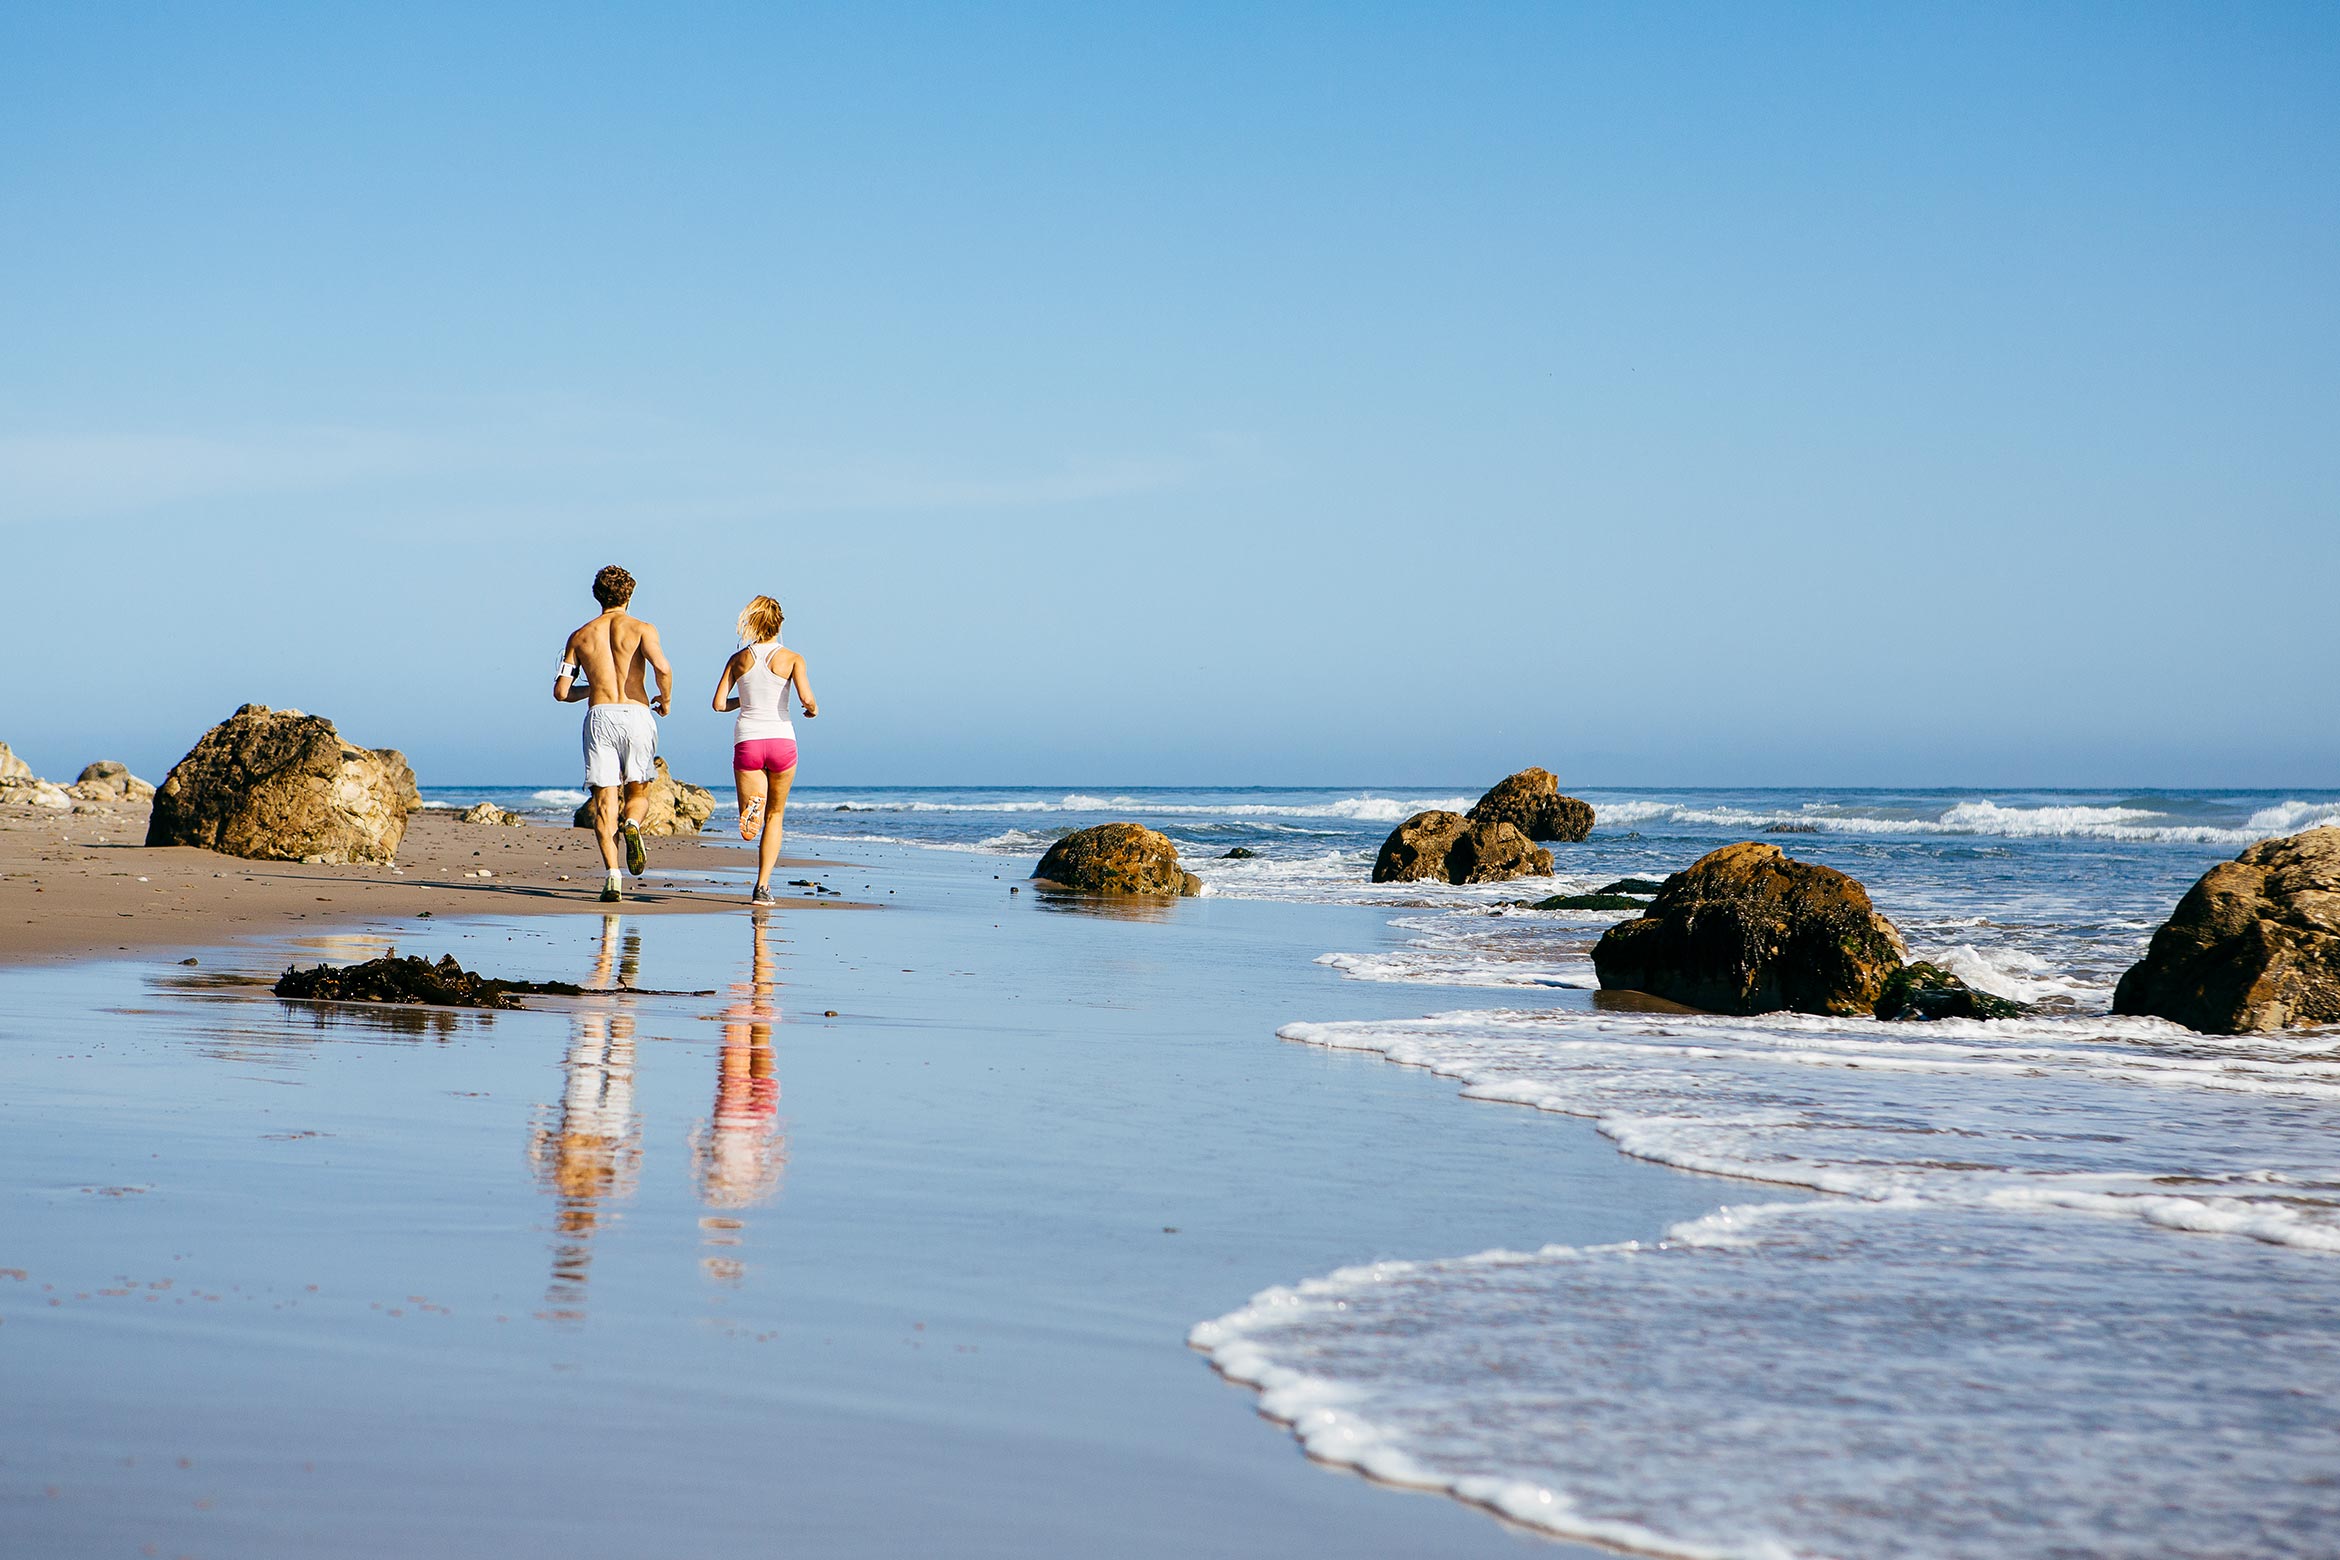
[1185, 1002, 2340, 1559]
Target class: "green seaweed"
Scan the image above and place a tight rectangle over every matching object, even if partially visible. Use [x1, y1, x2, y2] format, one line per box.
[1875, 961, 2028, 1022]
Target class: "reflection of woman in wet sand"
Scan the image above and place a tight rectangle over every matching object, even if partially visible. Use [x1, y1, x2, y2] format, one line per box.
[711, 594, 818, 907]
[694, 912, 787, 1253]
[525, 914, 642, 1315]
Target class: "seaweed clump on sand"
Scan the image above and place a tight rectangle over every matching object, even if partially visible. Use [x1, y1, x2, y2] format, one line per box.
[275, 954, 582, 1010]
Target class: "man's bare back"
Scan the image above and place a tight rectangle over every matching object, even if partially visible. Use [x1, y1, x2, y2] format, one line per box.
[557, 609, 671, 713]
[555, 565, 673, 901]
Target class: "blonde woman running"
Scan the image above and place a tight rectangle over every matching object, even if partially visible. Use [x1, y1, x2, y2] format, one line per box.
[712, 595, 819, 906]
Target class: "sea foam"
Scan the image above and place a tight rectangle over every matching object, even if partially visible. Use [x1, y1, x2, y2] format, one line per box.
[1194, 1197, 2340, 1560]
[1197, 1002, 2340, 1556]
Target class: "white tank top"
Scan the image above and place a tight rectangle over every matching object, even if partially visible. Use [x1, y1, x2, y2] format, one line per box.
[732, 642, 797, 743]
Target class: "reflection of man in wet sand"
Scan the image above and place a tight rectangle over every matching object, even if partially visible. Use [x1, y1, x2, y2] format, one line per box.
[695, 913, 786, 1279]
[554, 564, 673, 905]
[526, 915, 642, 1316]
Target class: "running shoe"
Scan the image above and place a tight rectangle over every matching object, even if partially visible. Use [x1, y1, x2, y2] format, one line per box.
[599, 884, 623, 904]
[750, 884, 776, 906]
[623, 819, 647, 876]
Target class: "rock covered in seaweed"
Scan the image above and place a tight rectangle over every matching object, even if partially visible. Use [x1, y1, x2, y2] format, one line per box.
[2111, 826, 2340, 1034]
[145, 705, 418, 864]
[569, 758, 716, 836]
[275, 954, 581, 1009]
[1592, 842, 1907, 1016]
[1532, 892, 1646, 911]
[1033, 822, 1201, 896]
[1372, 810, 1554, 885]
[1468, 768, 1595, 843]
[1531, 877, 1670, 910]
[1875, 961, 2028, 1021]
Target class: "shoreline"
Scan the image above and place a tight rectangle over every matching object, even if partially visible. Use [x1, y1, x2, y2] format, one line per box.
[0, 801, 867, 968]
[0, 837, 1713, 1558]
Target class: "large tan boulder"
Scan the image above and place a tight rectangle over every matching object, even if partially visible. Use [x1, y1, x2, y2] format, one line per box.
[1372, 810, 1554, 885]
[1468, 768, 1595, 843]
[569, 758, 715, 836]
[1033, 822, 1201, 896]
[146, 705, 417, 864]
[1592, 842, 1907, 1015]
[0, 742, 30, 783]
[70, 761, 155, 803]
[458, 802, 526, 827]
[2112, 827, 2340, 1034]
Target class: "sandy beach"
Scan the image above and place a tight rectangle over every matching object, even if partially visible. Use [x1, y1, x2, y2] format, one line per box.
[0, 829, 1727, 1557]
[10, 780, 2340, 1557]
[0, 800, 859, 967]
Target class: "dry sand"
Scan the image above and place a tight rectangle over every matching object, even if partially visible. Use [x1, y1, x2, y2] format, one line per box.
[0, 800, 856, 966]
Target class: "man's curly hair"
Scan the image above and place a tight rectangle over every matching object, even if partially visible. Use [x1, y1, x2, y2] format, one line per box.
[592, 564, 636, 608]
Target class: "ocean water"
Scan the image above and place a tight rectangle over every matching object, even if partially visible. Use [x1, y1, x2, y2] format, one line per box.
[2, 826, 1726, 1559]
[417, 783, 2340, 1559]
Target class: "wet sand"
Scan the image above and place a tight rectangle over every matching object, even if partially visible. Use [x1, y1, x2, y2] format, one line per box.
[0, 838, 1734, 1558]
[0, 802, 858, 966]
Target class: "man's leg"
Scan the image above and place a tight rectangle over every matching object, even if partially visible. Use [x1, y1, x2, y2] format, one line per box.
[592, 787, 626, 900]
[620, 780, 652, 875]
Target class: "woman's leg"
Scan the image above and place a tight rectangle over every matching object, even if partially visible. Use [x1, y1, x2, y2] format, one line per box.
[734, 768, 768, 845]
[756, 764, 798, 889]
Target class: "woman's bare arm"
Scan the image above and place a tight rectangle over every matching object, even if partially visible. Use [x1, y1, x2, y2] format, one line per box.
[790, 653, 819, 718]
[711, 649, 746, 713]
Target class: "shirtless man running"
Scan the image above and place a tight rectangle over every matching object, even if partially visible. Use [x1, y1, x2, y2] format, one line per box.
[554, 565, 673, 903]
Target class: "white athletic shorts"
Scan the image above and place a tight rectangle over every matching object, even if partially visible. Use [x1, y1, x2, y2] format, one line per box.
[582, 703, 658, 788]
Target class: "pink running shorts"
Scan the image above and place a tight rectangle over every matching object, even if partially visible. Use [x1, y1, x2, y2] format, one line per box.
[733, 737, 798, 775]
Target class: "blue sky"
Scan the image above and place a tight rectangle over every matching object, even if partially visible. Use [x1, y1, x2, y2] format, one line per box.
[2, 3, 2334, 787]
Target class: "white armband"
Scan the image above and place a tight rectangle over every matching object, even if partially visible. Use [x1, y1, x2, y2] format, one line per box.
[558, 662, 581, 681]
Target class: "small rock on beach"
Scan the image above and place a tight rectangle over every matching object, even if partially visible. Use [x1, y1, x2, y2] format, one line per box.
[569, 759, 716, 836]
[1592, 842, 1908, 1016]
[1875, 961, 2029, 1021]
[1372, 811, 1553, 885]
[70, 761, 155, 803]
[1033, 823, 1202, 896]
